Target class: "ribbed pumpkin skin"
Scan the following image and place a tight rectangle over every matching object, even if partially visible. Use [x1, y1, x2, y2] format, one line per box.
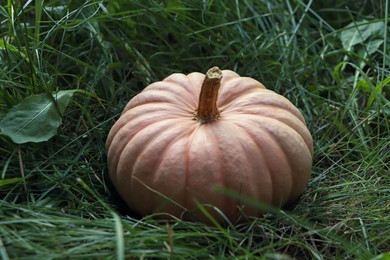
[106, 70, 313, 222]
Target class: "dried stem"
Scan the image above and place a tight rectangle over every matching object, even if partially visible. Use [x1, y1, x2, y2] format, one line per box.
[195, 67, 223, 123]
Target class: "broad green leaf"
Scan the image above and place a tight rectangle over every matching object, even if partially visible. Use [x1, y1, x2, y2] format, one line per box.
[364, 38, 384, 55]
[356, 38, 384, 68]
[340, 20, 385, 51]
[0, 90, 77, 144]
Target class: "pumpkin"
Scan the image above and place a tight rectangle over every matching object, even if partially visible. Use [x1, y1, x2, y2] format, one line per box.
[106, 67, 313, 223]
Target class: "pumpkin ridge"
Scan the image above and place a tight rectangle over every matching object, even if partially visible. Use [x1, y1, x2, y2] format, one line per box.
[223, 103, 303, 120]
[114, 120, 172, 186]
[180, 123, 229, 221]
[217, 77, 265, 107]
[204, 125, 225, 209]
[137, 102, 195, 116]
[261, 120, 312, 203]
[125, 89, 196, 112]
[265, 133, 294, 206]
[164, 76, 197, 94]
[179, 125, 223, 211]
[108, 102, 197, 153]
[114, 119, 186, 178]
[108, 111, 184, 175]
[251, 115, 313, 162]
[265, 129, 296, 204]
[221, 91, 306, 124]
[126, 120, 196, 214]
[218, 88, 259, 109]
[182, 127, 192, 213]
[226, 122, 272, 216]
[147, 126, 195, 215]
[164, 72, 201, 97]
[233, 122, 282, 207]
[225, 113, 312, 151]
[156, 80, 198, 106]
[127, 119, 193, 167]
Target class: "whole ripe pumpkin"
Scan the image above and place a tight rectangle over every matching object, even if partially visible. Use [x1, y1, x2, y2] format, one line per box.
[106, 67, 313, 223]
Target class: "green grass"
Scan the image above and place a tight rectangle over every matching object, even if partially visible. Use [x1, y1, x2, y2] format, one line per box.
[1, 0, 389, 259]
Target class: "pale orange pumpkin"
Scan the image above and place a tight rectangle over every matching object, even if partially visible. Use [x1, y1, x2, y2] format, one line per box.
[106, 67, 313, 223]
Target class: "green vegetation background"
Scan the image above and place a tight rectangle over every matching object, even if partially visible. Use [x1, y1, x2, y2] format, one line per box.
[0, 0, 389, 259]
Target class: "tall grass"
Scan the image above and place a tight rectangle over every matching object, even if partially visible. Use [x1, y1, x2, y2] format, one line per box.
[0, 0, 389, 259]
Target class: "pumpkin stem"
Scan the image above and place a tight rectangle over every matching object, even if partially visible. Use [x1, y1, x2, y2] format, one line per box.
[195, 66, 223, 123]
